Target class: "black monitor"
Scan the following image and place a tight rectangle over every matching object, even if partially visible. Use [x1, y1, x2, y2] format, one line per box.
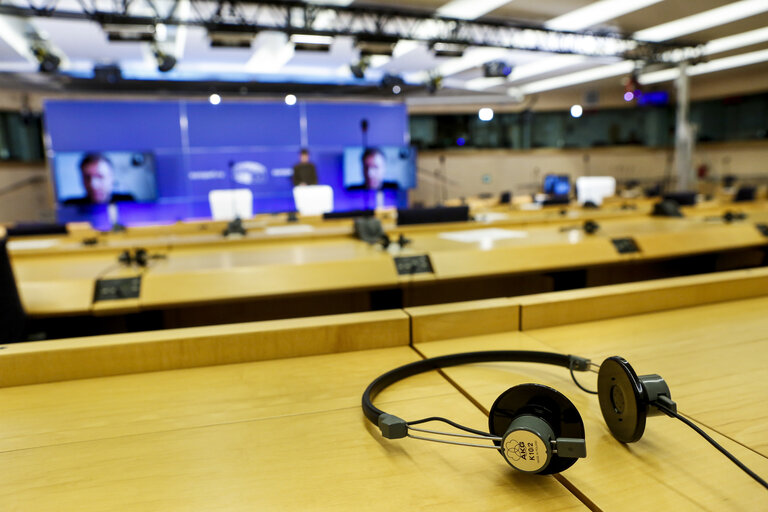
[6, 222, 68, 237]
[662, 191, 697, 206]
[397, 206, 470, 226]
[734, 186, 756, 202]
[322, 209, 375, 220]
[543, 174, 571, 196]
[542, 195, 570, 206]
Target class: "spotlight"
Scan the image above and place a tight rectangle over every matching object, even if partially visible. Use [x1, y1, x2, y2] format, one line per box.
[209, 93, 221, 105]
[624, 91, 634, 102]
[154, 48, 176, 73]
[570, 104, 583, 118]
[381, 73, 405, 95]
[350, 56, 371, 79]
[426, 73, 443, 94]
[478, 107, 494, 122]
[285, 94, 297, 106]
[31, 45, 60, 73]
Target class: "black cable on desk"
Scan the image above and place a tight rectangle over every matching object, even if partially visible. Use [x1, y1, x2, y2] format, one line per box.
[655, 402, 768, 491]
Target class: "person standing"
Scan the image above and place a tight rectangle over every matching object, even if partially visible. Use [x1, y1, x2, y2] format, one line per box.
[292, 148, 318, 187]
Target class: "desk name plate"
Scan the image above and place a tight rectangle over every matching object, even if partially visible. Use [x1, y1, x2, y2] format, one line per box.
[394, 255, 434, 275]
[611, 237, 641, 254]
[94, 277, 142, 302]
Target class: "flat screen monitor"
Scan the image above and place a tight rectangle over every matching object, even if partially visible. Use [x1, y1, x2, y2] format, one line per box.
[397, 206, 470, 226]
[343, 146, 416, 190]
[543, 174, 571, 196]
[576, 176, 616, 206]
[52, 151, 157, 205]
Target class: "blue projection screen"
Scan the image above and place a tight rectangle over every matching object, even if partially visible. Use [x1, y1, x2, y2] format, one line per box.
[44, 100, 409, 228]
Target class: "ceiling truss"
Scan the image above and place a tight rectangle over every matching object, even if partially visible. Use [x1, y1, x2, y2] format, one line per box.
[0, 0, 697, 62]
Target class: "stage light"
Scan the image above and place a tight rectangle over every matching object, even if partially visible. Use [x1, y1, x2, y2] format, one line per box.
[285, 94, 297, 106]
[209, 93, 221, 105]
[381, 73, 405, 94]
[154, 48, 176, 73]
[570, 104, 583, 118]
[624, 91, 634, 101]
[478, 107, 494, 121]
[31, 45, 60, 73]
[456, 137, 466, 146]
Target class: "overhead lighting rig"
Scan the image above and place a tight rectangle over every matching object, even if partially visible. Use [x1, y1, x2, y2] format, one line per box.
[0, 0, 697, 63]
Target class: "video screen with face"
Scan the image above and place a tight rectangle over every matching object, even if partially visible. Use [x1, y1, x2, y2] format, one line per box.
[343, 146, 417, 190]
[52, 151, 157, 205]
[543, 174, 571, 196]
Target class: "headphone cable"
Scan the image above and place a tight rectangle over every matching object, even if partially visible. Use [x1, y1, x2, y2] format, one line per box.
[655, 401, 768, 491]
[569, 359, 598, 395]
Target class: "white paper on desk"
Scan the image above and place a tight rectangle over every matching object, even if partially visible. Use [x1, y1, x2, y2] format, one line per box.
[439, 228, 528, 243]
[7, 239, 59, 250]
[265, 225, 315, 235]
[475, 212, 510, 222]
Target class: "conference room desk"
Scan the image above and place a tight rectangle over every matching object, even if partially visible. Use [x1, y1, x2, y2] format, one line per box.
[1, 270, 766, 510]
[10, 210, 768, 332]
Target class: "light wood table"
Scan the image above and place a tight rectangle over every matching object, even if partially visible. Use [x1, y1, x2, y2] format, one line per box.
[9, 204, 768, 320]
[2, 272, 768, 510]
[0, 326, 583, 510]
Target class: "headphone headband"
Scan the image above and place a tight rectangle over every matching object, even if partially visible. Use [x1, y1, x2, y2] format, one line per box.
[362, 350, 591, 436]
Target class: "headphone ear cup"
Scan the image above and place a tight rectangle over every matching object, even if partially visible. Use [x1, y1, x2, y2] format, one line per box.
[489, 383, 585, 475]
[598, 356, 647, 443]
[134, 248, 148, 267]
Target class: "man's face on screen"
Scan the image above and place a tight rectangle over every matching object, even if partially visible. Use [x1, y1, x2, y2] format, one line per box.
[363, 152, 385, 190]
[81, 159, 114, 203]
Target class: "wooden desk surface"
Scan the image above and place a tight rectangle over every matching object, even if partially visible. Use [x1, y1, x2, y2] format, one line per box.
[415, 325, 768, 509]
[0, 347, 584, 511]
[2, 276, 767, 510]
[11, 204, 768, 317]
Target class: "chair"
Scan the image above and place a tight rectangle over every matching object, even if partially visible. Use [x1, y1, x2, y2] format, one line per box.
[0, 236, 26, 343]
[208, 189, 254, 221]
[293, 185, 334, 216]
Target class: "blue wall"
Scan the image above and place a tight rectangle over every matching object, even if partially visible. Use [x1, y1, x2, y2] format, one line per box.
[45, 99, 409, 228]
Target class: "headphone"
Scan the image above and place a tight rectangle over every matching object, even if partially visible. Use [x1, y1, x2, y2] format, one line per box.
[560, 220, 600, 235]
[362, 351, 675, 475]
[118, 248, 166, 267]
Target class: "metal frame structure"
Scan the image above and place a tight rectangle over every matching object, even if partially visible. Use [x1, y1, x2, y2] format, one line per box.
[0, 0, 697, 62]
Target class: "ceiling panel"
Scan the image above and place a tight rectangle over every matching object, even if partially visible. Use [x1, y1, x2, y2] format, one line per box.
[0, 37, 27, 63]
[182, 27, 253, 65]
[34, 18, 146, 62]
